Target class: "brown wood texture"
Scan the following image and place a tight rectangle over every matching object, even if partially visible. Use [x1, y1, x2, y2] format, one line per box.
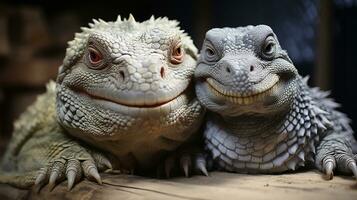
[0, 171, 356, 200]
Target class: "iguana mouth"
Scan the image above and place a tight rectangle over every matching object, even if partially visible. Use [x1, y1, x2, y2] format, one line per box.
[206, 74, 280, 105]
[90, 89, 188, 108]
[64, 82, 193, 114]
[75, 86, 191, 109]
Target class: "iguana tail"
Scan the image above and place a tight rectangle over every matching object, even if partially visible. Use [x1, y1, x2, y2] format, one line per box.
[0, 171, 37, 189]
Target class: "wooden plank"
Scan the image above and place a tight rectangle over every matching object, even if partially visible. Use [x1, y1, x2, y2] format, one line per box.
[1, 171, 356, 200]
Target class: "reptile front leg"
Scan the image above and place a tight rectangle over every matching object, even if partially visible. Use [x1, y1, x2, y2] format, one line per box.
[17, 126, 113, 191]
[315, 133, 357, 180]
[33, 144, 113, 192]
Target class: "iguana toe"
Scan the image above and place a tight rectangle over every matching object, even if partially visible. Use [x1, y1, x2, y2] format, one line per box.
[34, 167, 48, 193]
[323, 159, 335, 180]
[66, 170, 76, 191]
[159, 146, 210, 178]
[194, 153, 209, 176]
[322, 155, 335, 180]
[180, 153, 192, 177]
[82, 160, 102, 185]
[338, 154, 357, 180]
[66, 159, 82, 190]
[348, 160, 357, 180]
[319, 152, 357, 181]
[48, 160, 66, 191]
[48, 171, 59, 191]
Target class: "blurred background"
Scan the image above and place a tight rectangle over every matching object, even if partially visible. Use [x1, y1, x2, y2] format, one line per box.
[0, 0, 356, 152]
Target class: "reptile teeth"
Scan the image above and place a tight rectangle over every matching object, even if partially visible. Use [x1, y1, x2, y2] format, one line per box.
[207, 76, 279, 105]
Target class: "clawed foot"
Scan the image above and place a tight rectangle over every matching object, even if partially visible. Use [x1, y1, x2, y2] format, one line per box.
[33, 147, 112, 192]
[316, 136, 357, 181]
[159, 148, 211, 178]
[321, 154, 357, 180]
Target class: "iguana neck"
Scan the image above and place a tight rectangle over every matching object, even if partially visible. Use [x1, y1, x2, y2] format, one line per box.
[204, 78, 322, 173]
[215, 111, 287, 138]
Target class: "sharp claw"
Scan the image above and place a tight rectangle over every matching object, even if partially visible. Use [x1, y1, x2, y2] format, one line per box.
[180, 155, 191, 178]
[103, 159, 113, 170]
[324, 161, 334, 180]
[89, 168, 102, 185]
[322, 156, 335, 180]
[348, 161, 357, 180]
[34, 179, 45, 193]
[34, 173, 46, 186]
[183, 164, 189, 177]
[197, 162, 209, 176]
[34, 169, 47, 193]
[67, 170, 76, 191]
[48, 171, 58, 191]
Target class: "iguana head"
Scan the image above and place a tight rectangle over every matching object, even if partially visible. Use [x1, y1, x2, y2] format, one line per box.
[56, 15, 202, 151]
[195, 25, 299, 117]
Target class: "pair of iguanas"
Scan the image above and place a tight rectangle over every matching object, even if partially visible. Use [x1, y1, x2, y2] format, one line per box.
[1, 15, 356, 192]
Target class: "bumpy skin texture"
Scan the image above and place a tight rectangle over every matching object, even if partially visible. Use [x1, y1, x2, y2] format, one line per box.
[1, 83, 112, 190]
[0, 15, 205, 190]
[195, 25, 357, 179]
[57, 15, 204, 171]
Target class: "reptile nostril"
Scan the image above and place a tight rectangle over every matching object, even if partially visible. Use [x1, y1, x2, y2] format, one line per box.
[226, 66, 231, 74]
[119, 70, 125, 80]
[250, 65, 254, 72]
[160, 67, 165, 78]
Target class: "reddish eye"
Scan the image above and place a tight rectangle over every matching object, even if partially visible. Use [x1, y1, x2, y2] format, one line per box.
[88, 47, 103, 64]
[170, 43, 184, 65]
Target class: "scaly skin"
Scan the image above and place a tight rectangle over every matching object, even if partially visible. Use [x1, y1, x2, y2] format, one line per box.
[1, 82, 112, 190]
[195, 25, 357, 180]
[0, 15, 205, 191]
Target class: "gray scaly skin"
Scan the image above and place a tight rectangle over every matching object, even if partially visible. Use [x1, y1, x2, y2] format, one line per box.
[0, 15, 205, 191]
[195, 25, 357, 179]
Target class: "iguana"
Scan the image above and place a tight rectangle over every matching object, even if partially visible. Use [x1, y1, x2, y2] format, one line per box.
[0, 15, 206, 191]
[194, 25, 357, 179]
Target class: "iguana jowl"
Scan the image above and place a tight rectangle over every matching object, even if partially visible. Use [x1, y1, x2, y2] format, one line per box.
[0, 15, 205, 190]
[195, 25, 357, 179]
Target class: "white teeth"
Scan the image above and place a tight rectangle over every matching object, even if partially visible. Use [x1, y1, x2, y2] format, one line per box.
[206, 75, 280, 105]
[206, 74, 279, 97]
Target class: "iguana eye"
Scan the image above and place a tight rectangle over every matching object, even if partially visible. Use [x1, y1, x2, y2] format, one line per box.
[88, 47, 103, 65]
[204, 46, 218, 62]
[206, 48, 214, 57]
[262, 36, 276, 59]
[170, 42, 184, 65]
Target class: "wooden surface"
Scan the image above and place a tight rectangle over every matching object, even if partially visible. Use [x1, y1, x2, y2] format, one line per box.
[0, 171, 356, 200]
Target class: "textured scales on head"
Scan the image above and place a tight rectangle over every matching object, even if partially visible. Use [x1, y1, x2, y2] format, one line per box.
[196, 25, 357, 177]
[195, 25, 298, 116]
[61, 14, 197, 70]
[55, 14, 204, 171]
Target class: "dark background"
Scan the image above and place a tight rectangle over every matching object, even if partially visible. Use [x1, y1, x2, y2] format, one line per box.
[0, 0, 356, 151]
